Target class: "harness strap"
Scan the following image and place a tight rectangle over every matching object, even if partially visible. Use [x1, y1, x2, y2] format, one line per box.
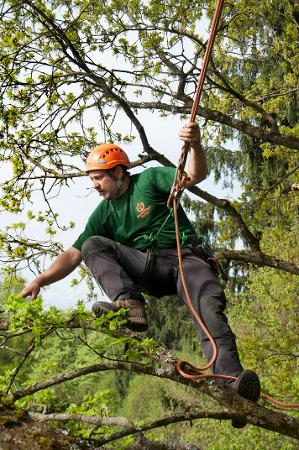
[138, 249, 156, 289]
[133, 208, 174, 249]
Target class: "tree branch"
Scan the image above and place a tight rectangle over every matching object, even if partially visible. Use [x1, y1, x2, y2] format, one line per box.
[17, 1, 299, 156]
[213, 250, 299, 275]
[29, 411, 134, 428]
[6, 323, 299, 439]
[92, 411, 231, 445]
[12, 360, 156, 401]
[21, 0, 154, 155]
[0, 402, 101, 449]
[126, 101, 299, 150]
[208, 60, 278, 129]
[127, 434, 201, 450]
[5, 340, 36, 394]
[253, 164, 299, 209]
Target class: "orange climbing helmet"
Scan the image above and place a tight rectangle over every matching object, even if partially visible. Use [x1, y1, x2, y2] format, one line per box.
[85, 143, 131, 172]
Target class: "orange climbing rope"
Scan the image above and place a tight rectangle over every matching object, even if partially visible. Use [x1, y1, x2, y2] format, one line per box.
[168, 0, 299, 410]
[173, 197, 233, 383]
[167, 0, 226, 208]
[173, 198, 299, 409]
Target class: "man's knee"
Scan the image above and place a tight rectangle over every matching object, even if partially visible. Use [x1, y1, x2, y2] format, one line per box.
[198, 294, 230, 337]
[81, 236, 114, 261]
[200, 294, 226, 312]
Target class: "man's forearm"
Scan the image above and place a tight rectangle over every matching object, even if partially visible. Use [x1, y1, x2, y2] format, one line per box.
[186, 141, 207, 186]
[36, 247, 82, 287]
[179, 122, 207, 187]
[20, 247, 82, 299]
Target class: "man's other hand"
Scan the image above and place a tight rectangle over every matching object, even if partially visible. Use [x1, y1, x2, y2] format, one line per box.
[20, 280, 41, 300]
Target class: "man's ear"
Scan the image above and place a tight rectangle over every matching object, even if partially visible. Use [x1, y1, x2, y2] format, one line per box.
[113, 165, 124, 180]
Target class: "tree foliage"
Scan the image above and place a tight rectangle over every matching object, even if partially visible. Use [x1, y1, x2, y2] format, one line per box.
[0, 0, 298, 448]
[0, 0, 298, 275]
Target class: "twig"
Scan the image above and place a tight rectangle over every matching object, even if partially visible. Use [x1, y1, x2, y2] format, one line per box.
[5, 340, 36, 394]
[253, 164, 299, 210]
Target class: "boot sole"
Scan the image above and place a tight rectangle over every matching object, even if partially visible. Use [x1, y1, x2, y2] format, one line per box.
[232, 370, 260, 428]
[127, 316, 148, 332]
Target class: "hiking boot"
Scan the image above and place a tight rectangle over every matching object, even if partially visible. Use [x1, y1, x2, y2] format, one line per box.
[92, 299, 148, 332]
[230, 369, 261, 428]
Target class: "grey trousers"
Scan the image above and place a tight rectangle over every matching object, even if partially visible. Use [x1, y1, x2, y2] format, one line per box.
[81, 236, 243, 378]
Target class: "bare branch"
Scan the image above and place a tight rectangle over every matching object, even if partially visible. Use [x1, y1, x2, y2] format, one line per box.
[213, 250, 299, 275]
[126, 101, 299, 150]
[29, 411, 134, 428]
[127, 434, 201, 450]
[0, 403, 101, 449]
[92, 411, 231, 445]
[12, 359, 155, 401]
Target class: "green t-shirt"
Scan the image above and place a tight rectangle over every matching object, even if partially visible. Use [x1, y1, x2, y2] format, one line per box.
[72, 166, 196, 251]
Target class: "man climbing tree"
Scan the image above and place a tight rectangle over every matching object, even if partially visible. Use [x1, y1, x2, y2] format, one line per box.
[1, 0, 298, 445]
[20, 122, 260, 428]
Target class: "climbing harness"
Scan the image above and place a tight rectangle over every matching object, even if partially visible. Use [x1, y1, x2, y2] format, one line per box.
[169, 0, 299, 410]
[134, 208, 193, 287]
[133, 208, 174, 249]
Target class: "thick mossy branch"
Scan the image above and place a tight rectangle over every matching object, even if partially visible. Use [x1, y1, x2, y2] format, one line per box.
[0, 399, 101, 449]
[0, 319, 298, 440]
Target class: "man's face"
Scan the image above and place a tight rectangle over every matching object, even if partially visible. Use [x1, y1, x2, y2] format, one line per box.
[89, 170, 118, 200]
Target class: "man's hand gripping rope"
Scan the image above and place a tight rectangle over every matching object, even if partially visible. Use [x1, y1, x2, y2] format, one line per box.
[167, 144, 190, 209]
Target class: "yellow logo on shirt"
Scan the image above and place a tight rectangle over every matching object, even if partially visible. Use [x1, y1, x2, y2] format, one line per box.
[136, 202, 151, 219]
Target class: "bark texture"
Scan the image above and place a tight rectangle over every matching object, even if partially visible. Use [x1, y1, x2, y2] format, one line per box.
[0, 404, 88, 450]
